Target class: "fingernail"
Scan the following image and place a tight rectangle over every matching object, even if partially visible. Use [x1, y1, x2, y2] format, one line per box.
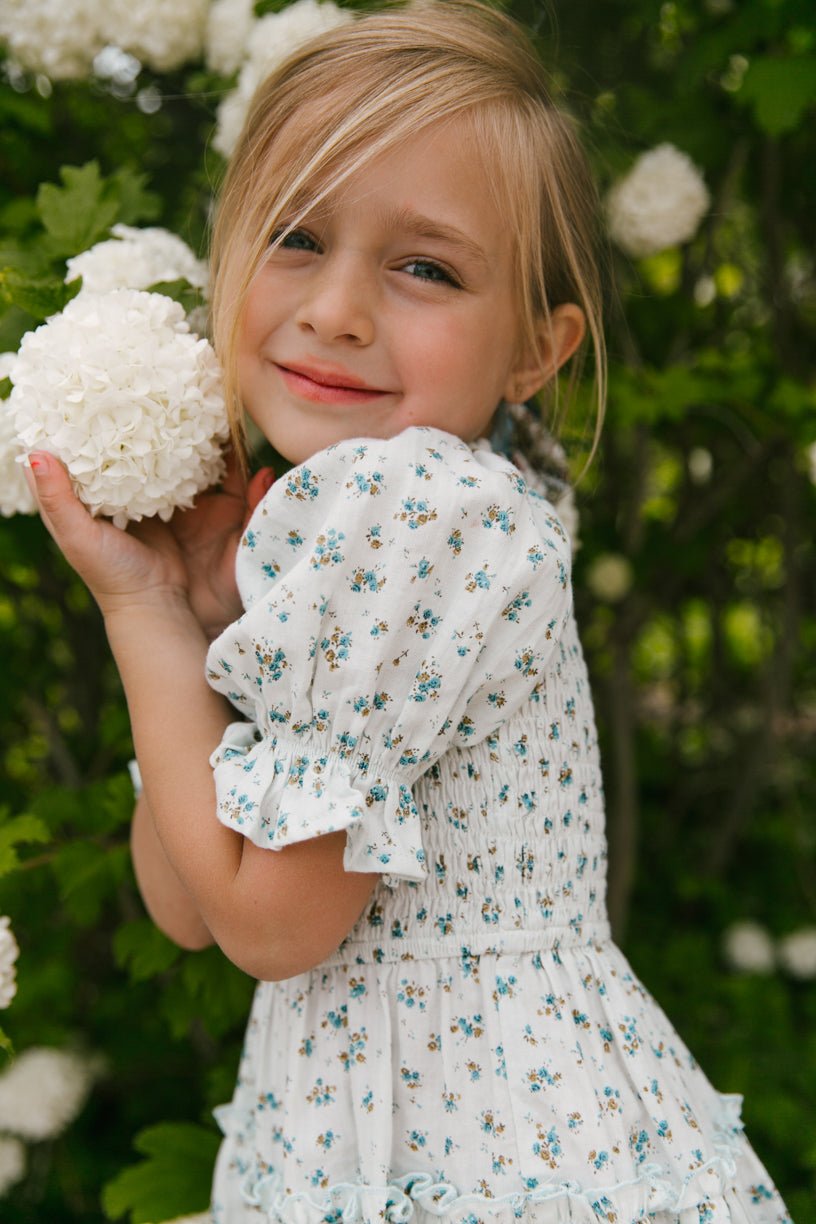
[28, 452, 48, 475]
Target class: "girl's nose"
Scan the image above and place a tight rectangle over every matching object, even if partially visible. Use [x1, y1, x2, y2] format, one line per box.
[294, 258, 375, 346]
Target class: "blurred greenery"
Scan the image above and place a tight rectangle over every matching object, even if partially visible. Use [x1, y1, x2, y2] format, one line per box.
[0, 0, 814, 1220]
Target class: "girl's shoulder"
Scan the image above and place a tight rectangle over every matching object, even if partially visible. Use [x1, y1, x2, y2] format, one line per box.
[251, 424, 561, 527]
[236, 424, 572, 610]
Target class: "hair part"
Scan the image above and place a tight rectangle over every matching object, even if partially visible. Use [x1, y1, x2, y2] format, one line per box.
[210, 0, 607, 468]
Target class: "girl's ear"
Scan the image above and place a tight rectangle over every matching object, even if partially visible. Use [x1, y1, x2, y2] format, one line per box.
[504, 303, 586, 403]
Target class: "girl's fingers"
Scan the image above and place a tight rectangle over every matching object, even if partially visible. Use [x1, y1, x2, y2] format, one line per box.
[25, 451, 99, 554]
[245, 467, 275, 525]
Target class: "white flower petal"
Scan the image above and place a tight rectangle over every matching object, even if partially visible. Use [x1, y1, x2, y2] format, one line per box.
[66, 225, 208, 295]
[722, 920, 775, 974]
[0, 1047, 100, 1141]
[0, 0, 103, 79]
[607, 143, 710, 259]
[213, 0, 353, 158]
[99, 0, 209, 72]
[9, 289, 229, 526]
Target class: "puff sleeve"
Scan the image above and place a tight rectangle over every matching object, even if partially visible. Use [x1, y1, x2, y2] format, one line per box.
[205, 427, 573, 885]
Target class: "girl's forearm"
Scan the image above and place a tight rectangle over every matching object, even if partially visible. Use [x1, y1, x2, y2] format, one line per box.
[104, 596, 246, 931]
[130, 792, 213, 950]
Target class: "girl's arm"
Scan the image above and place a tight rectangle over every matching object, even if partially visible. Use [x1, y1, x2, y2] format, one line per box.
[30, 454, 377, 980]
[130, 792, 213, 951]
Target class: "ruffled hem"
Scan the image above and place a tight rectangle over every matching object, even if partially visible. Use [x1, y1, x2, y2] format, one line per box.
[210, 721, 427, 884]
[216, 1095, 790, 1224]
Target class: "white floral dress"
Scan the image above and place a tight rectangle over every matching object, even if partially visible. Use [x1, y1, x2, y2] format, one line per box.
[205, 427, 791, 1224]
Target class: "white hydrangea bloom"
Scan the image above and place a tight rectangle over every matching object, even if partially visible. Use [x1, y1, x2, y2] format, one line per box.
[100, 0, 209, 72]
[65, 224, 208, 295]
[0, 917, 20, 1009]
[0, 1136, 25, 1197]
[778, 927, 816, 979]
[9, 290, 229, 529]
[722, 920, 775, 974]
[0, 1047, 98, 1141]
[607, 143, 710, 259]
[1, 355, 37, 517]
[0, 0, 104, 79]
[214, 0, 353, 158]
[205, 0, 255, 76]
[585, 552, 633, 603]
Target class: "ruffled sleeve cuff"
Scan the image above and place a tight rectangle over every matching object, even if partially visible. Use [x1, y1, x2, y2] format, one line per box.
[210, 721, 427, 885]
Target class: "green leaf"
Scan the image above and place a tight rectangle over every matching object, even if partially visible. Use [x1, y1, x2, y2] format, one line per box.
[739, 55, 816, 136]
[106, 167, 162, 226]
[0, 266, 80, 322]
[102, 1122, 219, 1223]
[147, 279, 204, 313]
[36, 162, 120, 258]
[52, 841, 130, 925]
[0, 811, 50, 877]
[113, 920, 181, 983]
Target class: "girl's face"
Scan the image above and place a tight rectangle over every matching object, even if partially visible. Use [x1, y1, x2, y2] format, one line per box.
[237, 117, 548, 465]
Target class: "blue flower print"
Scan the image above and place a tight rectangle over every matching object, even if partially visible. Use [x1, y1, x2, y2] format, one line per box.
[482, 504, 515, 535]
[285, 467, 320, 501]
[395, 497, 438, 529]
[310, 529, 345, 570]
[406, 604, 440, 639]
[347, 469, 385, 497]
[320, 627, 352, 671]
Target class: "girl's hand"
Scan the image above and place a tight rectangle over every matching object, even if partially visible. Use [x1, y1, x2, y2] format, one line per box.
[161, 457, 274, 639]
[26, 451, 274, 636]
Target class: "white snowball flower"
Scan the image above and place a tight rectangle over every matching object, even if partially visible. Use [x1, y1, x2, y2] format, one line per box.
[0, 1136, 25, 1197]
[100, 0, 209, 72]
[214, 0, 353, 158]
[0, 0, 104, 79]
[9, 290, 229, 529]
[65, 224, 208, 295]
[0, 1047, 98, 1141]
[1, 355, 37, 517]
[722, 920, 775, 974]
[586, 552, 633, 603]
[0, 917, 20, 1009]
[205, 0, 255, 76]
[777, 927, 816, 980]
[607, 143, 710, 259]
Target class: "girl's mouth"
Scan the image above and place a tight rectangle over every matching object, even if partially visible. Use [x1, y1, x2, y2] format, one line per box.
[275, 362, 390, 406]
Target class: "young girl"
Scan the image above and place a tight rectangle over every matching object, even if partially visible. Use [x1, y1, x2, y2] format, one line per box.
[28, 2, 792, 1221]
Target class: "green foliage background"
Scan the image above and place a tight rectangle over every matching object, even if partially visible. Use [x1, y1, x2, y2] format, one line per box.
[0, 0, 814, 1219]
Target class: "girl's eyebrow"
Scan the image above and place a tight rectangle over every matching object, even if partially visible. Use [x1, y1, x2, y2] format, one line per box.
[378, 204, 490, 267]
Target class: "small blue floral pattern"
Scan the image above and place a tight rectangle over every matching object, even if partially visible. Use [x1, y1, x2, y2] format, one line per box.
[206, 429, 791, 1224]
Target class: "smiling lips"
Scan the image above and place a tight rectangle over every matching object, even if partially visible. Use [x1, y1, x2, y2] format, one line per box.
[276, 361, 390, 405]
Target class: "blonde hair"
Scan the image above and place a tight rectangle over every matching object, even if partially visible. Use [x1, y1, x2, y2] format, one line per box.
[210, 0, 606, 463]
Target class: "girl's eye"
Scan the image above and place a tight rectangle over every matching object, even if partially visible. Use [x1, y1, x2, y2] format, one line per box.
[270, 227, 320, 252]
[402, 259, 460, 287]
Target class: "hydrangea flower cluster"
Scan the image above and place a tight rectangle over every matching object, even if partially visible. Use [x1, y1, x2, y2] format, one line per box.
[723, 920, 816, 979]
[0, 0, 103, 80]
[65, 224, 209, 295]
[98, 0, 209, 73]
[0, 1047, 100, 1141]
[213, 0, 353, 158]
[0, 1136, 25, 1198]
[606, 143, 710, 259]
[0, 356, 36, 517]
[8, 289, 229, 528]
[0, 0, 209, 78]
[0, 917, 19, 1010]
[205, 0, 256, 77]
